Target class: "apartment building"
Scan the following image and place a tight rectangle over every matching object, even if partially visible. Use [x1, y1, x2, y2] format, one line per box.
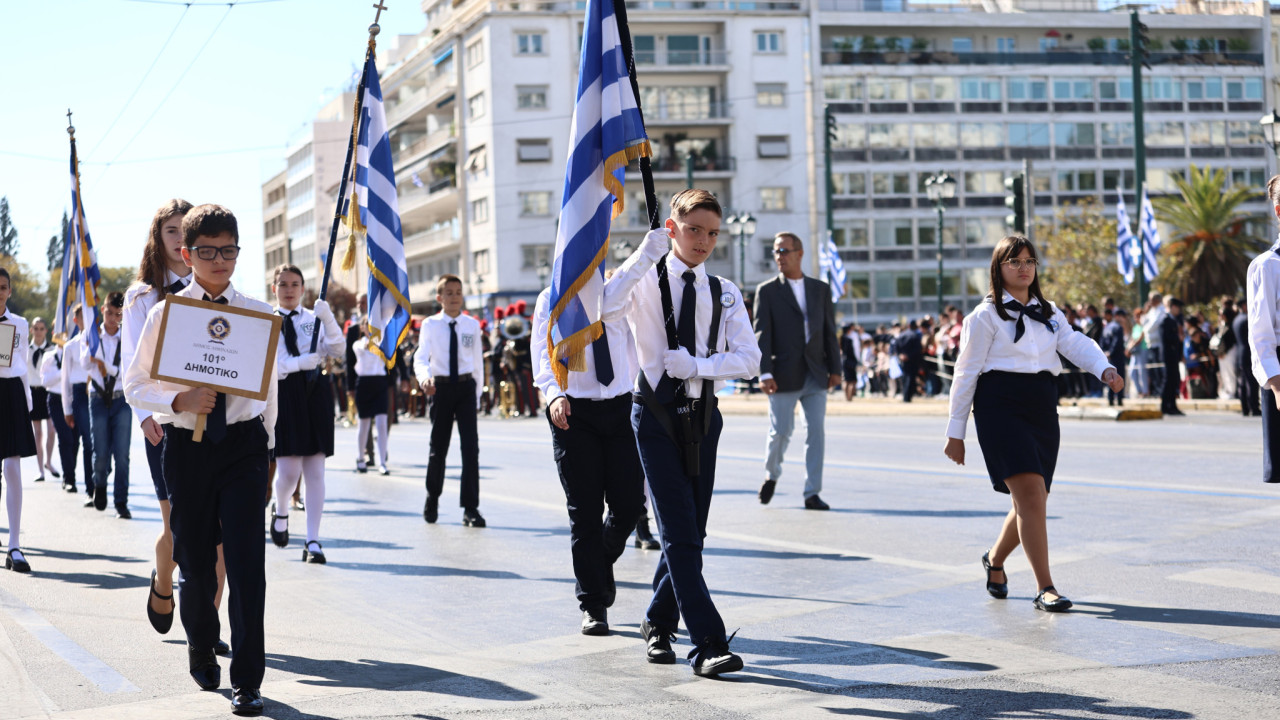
[261, 170, 287, 298]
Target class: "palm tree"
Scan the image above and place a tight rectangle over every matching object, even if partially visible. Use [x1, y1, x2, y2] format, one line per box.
[1151, 165, 1266, 305]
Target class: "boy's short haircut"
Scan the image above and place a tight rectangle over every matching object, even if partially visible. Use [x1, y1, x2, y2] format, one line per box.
[1267, 174, 1280, 206]
[181, 204, 239, 247]
[106, 291, 125, 309]
[669, 189, 721, 220]
[436, 274, 462, 295]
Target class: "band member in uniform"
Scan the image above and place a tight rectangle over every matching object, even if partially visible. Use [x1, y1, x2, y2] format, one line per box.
[0, 268, 37, 573]
[27, 317, 57, 482]
[944, 235, 1122, 613]
[268, 264, 343, 563]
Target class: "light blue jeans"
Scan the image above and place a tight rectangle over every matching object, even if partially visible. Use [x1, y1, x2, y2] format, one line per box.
[764, 374, 827, 499]
[90, 393, 131, 506]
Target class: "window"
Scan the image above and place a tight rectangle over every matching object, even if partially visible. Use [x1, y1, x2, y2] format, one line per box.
[1187, 78, 1223, 101]
[1230, 168, 1266, 187]
[846, 272, 870, 298]
[473, 248, 491, 274]
[1007, 77, 1047, 101]
[664, 86, 718, 120]
[964, 171, 1002, 194]
[466, 39, 484, 68]
[1102, 169, 1135, 191]
[1226, 78, 1264, 100]
[633, 35, 655, 64]
[832, 122, 866, 149]
[517, 85, 548, 110]
[1057, 170, 1097, 192]
[521, 244, 553, 270]
[920, 272, 960, 296]
[960, 123, 1002, 148]
[1145, 121, 1185, 146]
[912, 123, 957, 148]
[517, 138, 552, 162]
[952, 38, 973, 52]
[756, 83, 786, 107]
[832, 224, 868, 247]
[471, 197, 489, 224]
[1148, 168, 1185, 192]
[1007, 123, 1049, 146]
[468, 91, 485, 120]
[823, 78, 863, 101]
[466, 145, 487, 173]
[874, 220, 913, 247]
[516, 32, 545, 55]
[1145, 77, 1181, 101]
[960, 77, 1001, 101]
[755, 31, 782, 53]
[868, 78, 908, 102]
[912, 77, 956, 101]
[757, 135, 790, 158]
[519, 191, 552, 217]
[668, 35, 709, 65]
[1039, 37, 1059, 51]
[964, 218, 1005, 246]
[1227, 121, 1263, 145]
[995, 37, 1015, 53]
[1189, 121, 1226, 145]
[874, 271, 914, 298]
[1099, 79, 1133, 101]
[832, 172, 867, 195]
[1101, 122, 1134, 146]
[867, 123, 909, 148]
[760, 187, 788, 211]
[872, 173, 911, 195]
[1052, 77, 1093, 100]
[1054, 122, 1095, 146]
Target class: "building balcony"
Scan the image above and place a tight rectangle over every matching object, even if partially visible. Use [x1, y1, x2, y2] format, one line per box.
[635, 49, 729, 71]
[626, 153, 734, 176]
[398, 175, 457, 222]
[644, 101, 732, 125]
[820, 49, 1264, 67]
[403, 224, 457, 259]
[393, 125, 457, 168]
[386, 86, 430, 128]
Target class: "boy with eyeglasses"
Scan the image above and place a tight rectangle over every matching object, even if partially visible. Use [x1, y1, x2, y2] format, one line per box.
[124, 204, 276, 716]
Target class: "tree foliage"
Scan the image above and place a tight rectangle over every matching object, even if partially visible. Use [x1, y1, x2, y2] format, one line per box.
[1036, 197, 1136, 311]
[1151, 165, 1266, 305]
[46, 211, 69, 272]
[0, 197, 18, 258]
[0, 254, 45, 319]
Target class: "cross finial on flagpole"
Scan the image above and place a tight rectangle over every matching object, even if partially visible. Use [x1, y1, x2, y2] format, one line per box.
[372, 1, 387, 24]
[66, 108, 75, 136]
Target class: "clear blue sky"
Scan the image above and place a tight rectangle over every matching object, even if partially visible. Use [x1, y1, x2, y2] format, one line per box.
[1, 0, 425, 300]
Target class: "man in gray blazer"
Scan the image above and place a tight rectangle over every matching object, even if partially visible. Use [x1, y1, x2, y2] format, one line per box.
[753, 232, 842, 510]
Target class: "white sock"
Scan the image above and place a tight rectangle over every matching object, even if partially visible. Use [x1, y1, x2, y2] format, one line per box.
[357, 419, 372, 462]
[375, 415, 389, 464]
[3, 457, 22, 550]
[301, 453, 325, 543]
[274, 457, 302, 533]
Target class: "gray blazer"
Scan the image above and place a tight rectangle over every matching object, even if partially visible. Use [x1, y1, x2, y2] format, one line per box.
[752, 274, 841, 393]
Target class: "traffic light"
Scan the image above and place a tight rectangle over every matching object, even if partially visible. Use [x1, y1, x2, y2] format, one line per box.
[1130, 11, 1152, 69]
[825, 106, 838, 147]
[1005, 173, 1026, 233]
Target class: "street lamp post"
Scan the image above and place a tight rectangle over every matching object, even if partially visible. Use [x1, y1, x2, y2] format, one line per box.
[724, 212, 756, 289]
[536, 257, 551, 289]
[1261, 110, 1280, 159]
[923, 171, 957, 316]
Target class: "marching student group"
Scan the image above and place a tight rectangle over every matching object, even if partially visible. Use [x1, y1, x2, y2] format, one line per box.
[2, 183, 1279, 716]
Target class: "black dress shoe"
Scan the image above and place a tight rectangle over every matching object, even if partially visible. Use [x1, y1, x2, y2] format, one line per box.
[581, 609, 608, 636]
[758, 479, 776, 505]
[640, 619, 676, 664]
[214, 639, 231, 656]
[269, 502, 289, 548]
[1033, 586, 1073, 612]
[423, 495, 438, 524]
[302, 541, 326, 564]
[804, 494, 830, 511]
[147, 569, 174, 634]
[188, 646, 220, 690]
[93, 485, 107, 511]
[231, 686, 264, 716]
[692, 634, 743, 677]
[63, 481, 76, 493]
[981, 551, 1008, 599]
[633, 519, 660, 550]
[5, 548, 31, 573]
[115, 504, 132, 520]
[462, 508, 486, 528]
[83, 497, 95, 508]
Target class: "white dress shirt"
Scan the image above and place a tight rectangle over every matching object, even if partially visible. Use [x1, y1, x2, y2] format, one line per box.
[84, 327, 123, 395]
[60, 333, 90, 416]
[788, 276, 810, 343]
[40, 347, 63, 390]
[123, 279, 278, 449]
[352, 338, 388, 377]
[274, 305, 343, 378]
[1248, 239, 1280, 386]
[413, 312, 484, 403]
[123, 270, 191, 424]
[28, 340, 53, 388]
[1142, 306, 1167, 350]
[608, 251, 761, 397]
[532, 286, 638, 402]
[947, 292, 1114, 440]
[0, 312, 32, 412]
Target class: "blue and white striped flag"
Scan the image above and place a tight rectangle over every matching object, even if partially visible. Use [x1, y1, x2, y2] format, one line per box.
[352, 52, 410, 367]
[546, 0, 651, 389]
[56, 135, 101, 353]
[1115, 192, 1136, 285]
[1139, 186, 1161, 281]
[821, 231, 846, 302]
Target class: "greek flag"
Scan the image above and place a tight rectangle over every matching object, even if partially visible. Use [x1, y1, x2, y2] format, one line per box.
[56, 137, 101, 354]
[546, 0, 651, 390]
[1115, 193, 1136, 285]
[821, 231, 846, 302]
[354, 52, 410, 367]
[1139, 186, 1161, 281]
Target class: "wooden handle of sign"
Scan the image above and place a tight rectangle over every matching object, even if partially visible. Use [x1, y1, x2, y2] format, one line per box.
[193, 413, 206, 442]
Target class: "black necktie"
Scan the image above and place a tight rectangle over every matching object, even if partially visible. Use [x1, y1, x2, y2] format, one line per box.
[165, 279, 185, 294]
[0, 315, 7, 322]
[202, 294, 229, 440]
[280, 310, 300, 357]
[1003, 300, 1054, 343]
[593, 324, 614, 386]
[448, 320, 459, 381]
[677, 271, 698, 356]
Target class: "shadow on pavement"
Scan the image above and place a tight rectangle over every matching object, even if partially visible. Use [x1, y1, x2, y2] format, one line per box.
[820, 685, 1193, 719]
[735, 637, 999, 674]
[264, 653, 538, 700]
[25, 548, 146, 564]
[538, 578, 867, 607]
[1074, 602, 1280, 628]
[835, 508, 1015, 519]
[23, 570, 148, 591]
[704, 547, 868, 562]
[325, 561, 524, 580]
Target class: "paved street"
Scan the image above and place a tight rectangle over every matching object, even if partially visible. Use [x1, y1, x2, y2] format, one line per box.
[2, 407, 1279, 719]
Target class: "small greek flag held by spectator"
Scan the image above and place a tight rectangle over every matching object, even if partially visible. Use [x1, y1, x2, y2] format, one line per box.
[1115, 193, 1136, 285]
[353, 51, 411, 367]
[822, 231, 846, 302]
[1139, 186, 1161, 282]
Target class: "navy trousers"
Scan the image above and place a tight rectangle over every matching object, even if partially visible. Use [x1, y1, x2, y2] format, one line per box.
[47, 392, 82, 487]
[631, 401, 727, 654]
[70, 384, 95, 492]
[1263, 387, 1280, 484]
[425, 378, 480, 509]
[164, 419, 268, 690]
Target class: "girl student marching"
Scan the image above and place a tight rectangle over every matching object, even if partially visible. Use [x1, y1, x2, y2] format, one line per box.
[122, 200, 228, 652]
[944, 235, 1124, 612]
[27, 316, 59, 482]
[351, 320, 392, 475]
[267, 264, 344, 563]
[0, 268, 37, 572]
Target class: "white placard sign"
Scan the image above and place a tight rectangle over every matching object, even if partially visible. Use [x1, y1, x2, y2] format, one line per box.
[0, 323, 14, 369]
[151, 295, 282, 400]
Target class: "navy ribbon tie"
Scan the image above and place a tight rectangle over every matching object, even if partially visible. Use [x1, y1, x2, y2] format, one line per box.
[1003, 300, 1054, 342]
[280, 310, 300, 357]
[165, 279, 185, 294]
[593, 324, 614, 386]
[203, 294, 229, 305]
[448, 320, 459, 382]
[207, 391, 227, 444]
[677, 271, 698, 355]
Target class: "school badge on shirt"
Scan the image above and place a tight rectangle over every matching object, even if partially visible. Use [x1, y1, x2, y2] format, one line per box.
[461, 332, 475, 349]
[720, 292, 735, 308]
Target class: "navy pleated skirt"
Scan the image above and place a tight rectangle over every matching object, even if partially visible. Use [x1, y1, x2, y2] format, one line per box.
[29, 386, 50, 421]
[274, 370, 335, 458]
[0, 377, 37, 459]
[355, 374, 389, 418]
[972, 370, 1060, 494]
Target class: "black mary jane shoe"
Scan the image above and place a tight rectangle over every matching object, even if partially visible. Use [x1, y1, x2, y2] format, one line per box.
[302, 541, 326, 564]
[5, 548, 32, 573]
[147, 569, 175, 634]
[1033, 586, 1073, 613]
[981, 551, 1008, 599]
[269, 502, 289, 548]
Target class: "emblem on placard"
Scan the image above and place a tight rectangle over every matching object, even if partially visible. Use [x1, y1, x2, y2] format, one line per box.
[720, 292, 735, 308]
[208, 317, 231, 344]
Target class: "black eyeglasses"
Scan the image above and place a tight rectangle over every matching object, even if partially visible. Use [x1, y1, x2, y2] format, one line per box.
[190, 245, 241, 261]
